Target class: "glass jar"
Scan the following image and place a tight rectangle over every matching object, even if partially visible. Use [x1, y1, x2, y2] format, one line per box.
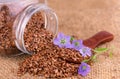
[0, 0, 58, 55]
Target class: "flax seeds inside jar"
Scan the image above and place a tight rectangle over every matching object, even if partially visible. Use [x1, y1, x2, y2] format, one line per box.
[0, 0, 58, 55]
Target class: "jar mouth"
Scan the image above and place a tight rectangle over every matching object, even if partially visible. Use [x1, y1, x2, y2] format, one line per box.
[0, 0, 20, 3]
[0, 0, 46, 4]
[13, 4, 58, 54]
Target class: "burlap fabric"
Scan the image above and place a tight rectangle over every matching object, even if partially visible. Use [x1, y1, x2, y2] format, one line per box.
[0, 0, 120, 79]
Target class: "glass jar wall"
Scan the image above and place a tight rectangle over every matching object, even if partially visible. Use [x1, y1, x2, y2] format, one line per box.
[0, 0, 58, 55]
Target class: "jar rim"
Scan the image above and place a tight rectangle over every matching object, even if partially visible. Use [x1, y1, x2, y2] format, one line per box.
[0, 0, 26, 3]
[0, 0, 46, 4]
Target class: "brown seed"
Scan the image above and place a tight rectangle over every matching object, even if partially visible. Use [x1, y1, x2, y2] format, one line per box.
[18, 11, 91, 78]
[0, 5, 19, 55]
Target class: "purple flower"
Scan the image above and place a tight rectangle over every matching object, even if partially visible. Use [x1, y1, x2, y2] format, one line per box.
[71, 40, 83, 50]
[78, 62, 90, 76]
[79, 46, 92, 57]
[53, 33, 71, 48]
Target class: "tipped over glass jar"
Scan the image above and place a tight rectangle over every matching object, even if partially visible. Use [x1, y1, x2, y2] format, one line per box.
[0, 0, 58, 55]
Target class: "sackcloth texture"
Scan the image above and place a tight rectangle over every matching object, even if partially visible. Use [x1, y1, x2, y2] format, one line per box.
[0, 0, 120, 79]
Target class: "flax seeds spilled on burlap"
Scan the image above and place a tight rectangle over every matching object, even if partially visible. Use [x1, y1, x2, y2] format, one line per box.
[18, 12, 89, 78]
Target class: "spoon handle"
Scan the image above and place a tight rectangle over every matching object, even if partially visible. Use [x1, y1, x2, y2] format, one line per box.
[83, 31, 114, 49]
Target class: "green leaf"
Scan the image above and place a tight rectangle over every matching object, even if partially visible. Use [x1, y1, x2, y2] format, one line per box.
[90, 55, 97, 62]
[93, 48, 108, 54]
[109, 52, 113, 58]
[82, 59, 91, 63]
[70, 37, 74, 41]
[93, 59, 98, 62]
[91, 55, 97, 60]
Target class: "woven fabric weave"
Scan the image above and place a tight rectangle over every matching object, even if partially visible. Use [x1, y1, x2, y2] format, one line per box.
[0, 0, 120, 79]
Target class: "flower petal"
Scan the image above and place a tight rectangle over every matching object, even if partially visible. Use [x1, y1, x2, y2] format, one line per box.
[78, 62, 90, 76]
[57, 33, 64, 39]
[65, 42, 72, 48]
[53, 38, 60, 45]
[71, 40, 84, 50]
[79, 46, 92, 57]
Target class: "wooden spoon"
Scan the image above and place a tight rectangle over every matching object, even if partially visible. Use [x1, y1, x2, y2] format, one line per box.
[83, 31, 114, 49]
